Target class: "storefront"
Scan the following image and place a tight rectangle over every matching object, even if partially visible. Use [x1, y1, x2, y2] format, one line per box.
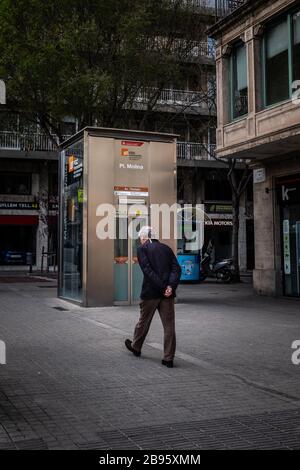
[0, 204, 39, 265]
[277, 173, 300, 298]
[59, 127, 177, 307]
[204, 203, 233, 261]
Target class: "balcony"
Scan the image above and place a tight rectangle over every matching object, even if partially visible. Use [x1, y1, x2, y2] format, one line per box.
[177, 141, 216, 160]
[0, 132, 217, 162]
[135, 88, 215, 114]
[171, 0, 216, 12]
[187, 40, 216, 60]
[0, 131, 70, 151]
[152, 38, 215, 60]
[215, 0, 246, 17]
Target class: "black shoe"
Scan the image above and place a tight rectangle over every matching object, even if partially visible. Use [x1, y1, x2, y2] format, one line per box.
[162, 359, 173, 368]
[125, 339, 141, 357]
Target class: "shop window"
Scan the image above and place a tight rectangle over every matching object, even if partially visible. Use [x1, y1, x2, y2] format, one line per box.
[0, 172, 31, 195]
[230, 42, 248, 120]
[277, 173, 300, 298]
[0, 225, 36, 265]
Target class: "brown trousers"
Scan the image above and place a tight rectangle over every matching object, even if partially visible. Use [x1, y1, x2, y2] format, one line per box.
[132, 298, 176, 361]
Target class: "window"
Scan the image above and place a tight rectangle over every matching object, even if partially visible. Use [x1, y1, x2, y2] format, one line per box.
[293, 11, 300, 82]
[230, 42, 248, 120]
[263, 8, 300, 107]
[265, 20, 289, 105]
[0, 173, 31, 195]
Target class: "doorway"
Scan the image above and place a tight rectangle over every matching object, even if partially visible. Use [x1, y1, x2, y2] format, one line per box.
[282, 205, 300, 297]
[114, 215, 147, 304]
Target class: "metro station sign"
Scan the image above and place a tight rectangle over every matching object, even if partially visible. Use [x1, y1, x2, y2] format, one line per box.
[276, 173, 300, 204]
[121, 141, 144, 147]
[114, 186, 149, 197]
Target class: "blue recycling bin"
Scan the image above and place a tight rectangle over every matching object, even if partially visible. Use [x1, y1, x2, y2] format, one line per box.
[178, 254, 200, 282]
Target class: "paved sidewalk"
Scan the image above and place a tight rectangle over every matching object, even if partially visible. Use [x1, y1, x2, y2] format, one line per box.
[0, 279, 300, 449]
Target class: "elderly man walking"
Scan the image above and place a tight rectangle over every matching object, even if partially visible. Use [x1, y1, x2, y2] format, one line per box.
[125, 226, 181, 368]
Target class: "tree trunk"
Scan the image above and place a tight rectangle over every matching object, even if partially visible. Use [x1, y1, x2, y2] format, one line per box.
[232, 194, 240, 282]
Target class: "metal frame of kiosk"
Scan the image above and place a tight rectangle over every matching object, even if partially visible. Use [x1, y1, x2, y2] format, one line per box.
[58, 127, 177, 307]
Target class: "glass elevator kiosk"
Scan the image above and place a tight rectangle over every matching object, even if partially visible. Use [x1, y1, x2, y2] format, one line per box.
[58, 127, 177, 307]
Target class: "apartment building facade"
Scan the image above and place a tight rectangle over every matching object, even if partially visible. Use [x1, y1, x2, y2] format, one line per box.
[209, 0, 300, 297]
[0, 0, 252, 271]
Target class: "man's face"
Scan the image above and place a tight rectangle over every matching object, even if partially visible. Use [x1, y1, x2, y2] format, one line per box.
[139, 237, 148, 245]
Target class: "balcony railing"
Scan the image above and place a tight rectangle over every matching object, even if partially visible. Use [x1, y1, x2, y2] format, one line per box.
[171, 39, 216, 59]
[0, 132, 216, 161]
[153, 37, 215, 60]
[177, 141, 216, 160]
[189, 40, 216, 59]
[0, 131, 70, 151]
[135, 88, 215, 112]
[171, 0, 216, 11]
[215, 0, 246, 17]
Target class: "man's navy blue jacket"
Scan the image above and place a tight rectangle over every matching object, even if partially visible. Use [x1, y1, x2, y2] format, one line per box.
[137, 239, 182, 300]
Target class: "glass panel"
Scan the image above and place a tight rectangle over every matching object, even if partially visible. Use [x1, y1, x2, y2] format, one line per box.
[267, 21, 288, 58]
[131, 217, 146, 302]
[236, 46, 247, 91]
[114, 217, 128, 302]
[293, 11, 300, 82]
[232, 43, 248, 119]
[282, 205, 300, 297]
[266, 20, 289, 105]
[60, 141, 83, 302]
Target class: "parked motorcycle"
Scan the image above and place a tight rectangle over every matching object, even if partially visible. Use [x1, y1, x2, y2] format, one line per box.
[200, 239, 234, 283]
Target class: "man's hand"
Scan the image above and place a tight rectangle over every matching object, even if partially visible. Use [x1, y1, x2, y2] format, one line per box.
[164, 286, 173, 298]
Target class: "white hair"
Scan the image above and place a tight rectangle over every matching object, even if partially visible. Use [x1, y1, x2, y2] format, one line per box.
[138, 226, 157, 240]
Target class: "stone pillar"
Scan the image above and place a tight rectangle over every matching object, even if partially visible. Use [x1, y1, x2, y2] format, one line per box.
[216, 43, 231, 150]
[238, 193, 247, 272]
[253, 168, 280, 296]
[245, 25, 264, 139]
[36, 162, 49, 270]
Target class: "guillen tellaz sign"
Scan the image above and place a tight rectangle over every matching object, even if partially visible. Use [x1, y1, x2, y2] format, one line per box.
[0, 201, 39, 210]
